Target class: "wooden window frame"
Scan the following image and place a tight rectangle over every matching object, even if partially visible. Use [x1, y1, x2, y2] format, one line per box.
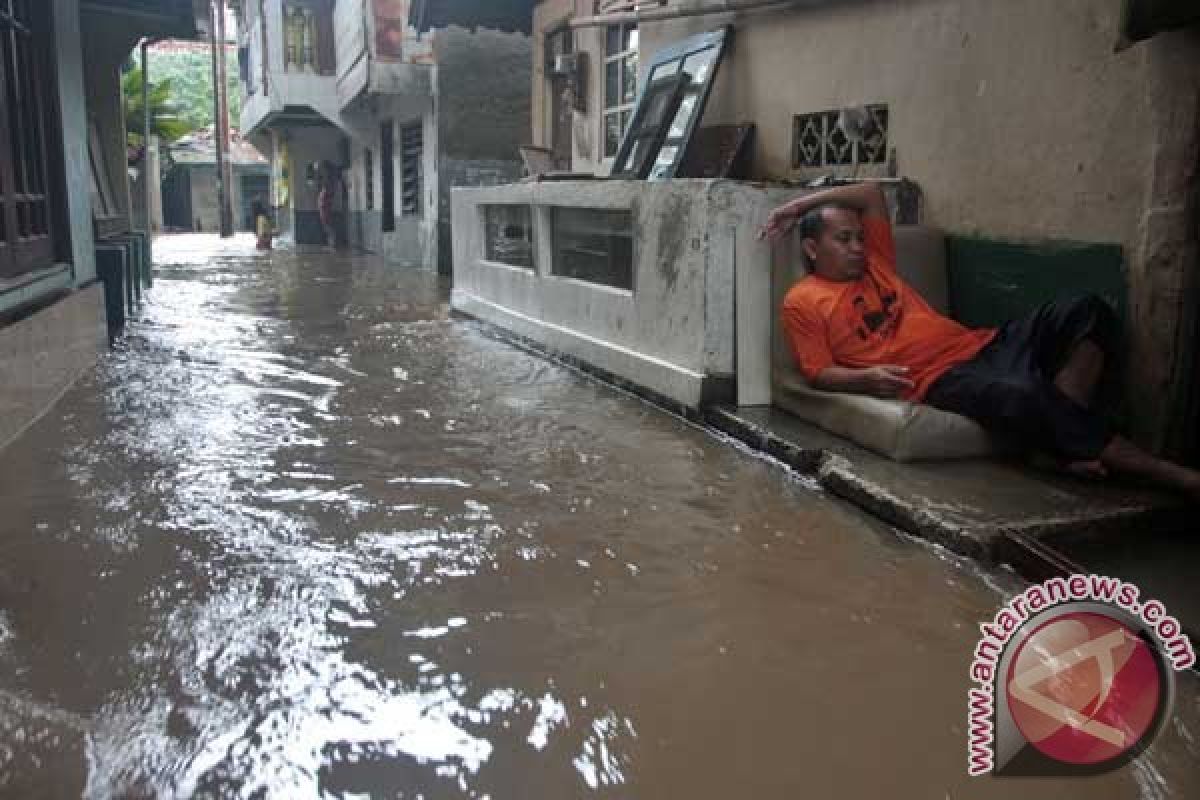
[601, 21, 638, 161]
[0, 0, 60, 280]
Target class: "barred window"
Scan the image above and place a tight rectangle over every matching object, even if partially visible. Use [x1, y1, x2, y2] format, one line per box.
[0, 0, 55, 279]
[400, 124, 422, 217]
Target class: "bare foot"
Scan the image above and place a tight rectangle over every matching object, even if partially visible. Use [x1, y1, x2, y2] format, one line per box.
[1065, 459, 1109, 481]
[1029, 452, 1108, 481]
[1180, 472, 1200, 503]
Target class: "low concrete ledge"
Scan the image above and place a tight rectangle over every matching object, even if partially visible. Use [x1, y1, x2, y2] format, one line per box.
[705, 406, 1191, 565]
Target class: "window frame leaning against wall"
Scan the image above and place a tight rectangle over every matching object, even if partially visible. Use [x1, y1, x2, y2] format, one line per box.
[0, 0, 59, 283]
[601, 18, 639, 161]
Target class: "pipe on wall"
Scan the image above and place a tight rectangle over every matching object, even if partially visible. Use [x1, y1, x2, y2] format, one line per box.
[568, 0, 820, 30]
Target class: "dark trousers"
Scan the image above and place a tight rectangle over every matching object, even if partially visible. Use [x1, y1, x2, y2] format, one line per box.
[925, 294, 1119, 461]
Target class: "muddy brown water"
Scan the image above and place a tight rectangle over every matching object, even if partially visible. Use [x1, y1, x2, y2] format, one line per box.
[0, 235, 1196, 798]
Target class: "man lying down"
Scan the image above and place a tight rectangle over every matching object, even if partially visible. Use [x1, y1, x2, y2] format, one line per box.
[760, 181, 1200, 501]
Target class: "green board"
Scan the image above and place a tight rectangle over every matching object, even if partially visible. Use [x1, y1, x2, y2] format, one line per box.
[945, 236, 1127, 330]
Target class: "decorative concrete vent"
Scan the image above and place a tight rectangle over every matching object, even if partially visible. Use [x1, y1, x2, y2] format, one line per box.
[792, 104, 889, 168]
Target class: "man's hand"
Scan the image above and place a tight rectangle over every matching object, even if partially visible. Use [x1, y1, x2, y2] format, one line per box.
[813, 365, 914, 398]
[858, 366, 915, 398]
[758, 207, 797, 242]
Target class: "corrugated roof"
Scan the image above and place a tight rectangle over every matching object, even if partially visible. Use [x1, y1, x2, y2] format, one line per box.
[169, 126, 268, 166]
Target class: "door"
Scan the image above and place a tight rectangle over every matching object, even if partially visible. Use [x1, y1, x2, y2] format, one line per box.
[0, 0, 55, 281]
[240, 173, 270, 231]
[380, 120, 395, 232]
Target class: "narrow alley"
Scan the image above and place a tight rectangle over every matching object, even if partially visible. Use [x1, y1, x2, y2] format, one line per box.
[0, 236, 1196, 798]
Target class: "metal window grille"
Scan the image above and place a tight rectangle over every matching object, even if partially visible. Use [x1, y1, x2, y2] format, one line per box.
[792, 104, 889, 169]
[400, 123, 422, 217]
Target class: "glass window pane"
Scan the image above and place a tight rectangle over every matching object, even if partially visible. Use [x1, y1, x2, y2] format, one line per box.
[681, 48, 717, 87]
[643, 88, 678, 130]
[606, 25, 621, 56]
[649, 146, 679, 181]
[551, 208, 634, 290]
[484, 205, 535, 269]
[622, 54, 639, 104]
[620, 110, 632, 135]
[649, 60, 681, 81]
[605, 61, 619, 110]
[624, 25, 639, 52]
[605, 113, 621, 158]
[626, 139, 646, 172]
[668, 93, 697, 139]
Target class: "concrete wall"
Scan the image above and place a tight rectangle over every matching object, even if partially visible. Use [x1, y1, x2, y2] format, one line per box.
[188, 168, 219, 232]
[280, 126, 347, 245]
[0, 283, 107, 452]
[334, 0, 370, 106]
[434, 26, 531, 273]
[452, 179, 791, 407]
[531, 0, 610, 174]
[81, 11, 140, 228]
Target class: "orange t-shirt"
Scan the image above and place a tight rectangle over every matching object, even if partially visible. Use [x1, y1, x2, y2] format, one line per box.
[781, 217, 996, 402]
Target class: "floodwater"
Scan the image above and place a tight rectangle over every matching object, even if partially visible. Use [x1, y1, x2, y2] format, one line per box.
[0, 234, 1196, 798]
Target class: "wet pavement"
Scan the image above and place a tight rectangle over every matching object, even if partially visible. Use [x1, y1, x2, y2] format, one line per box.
[0, 234, 1196, 798]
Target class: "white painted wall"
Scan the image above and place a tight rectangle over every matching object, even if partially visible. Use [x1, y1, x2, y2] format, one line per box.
[452, 180, 794, 407]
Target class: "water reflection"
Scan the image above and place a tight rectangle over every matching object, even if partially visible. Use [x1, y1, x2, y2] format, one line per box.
[0, 235, 1195, 798]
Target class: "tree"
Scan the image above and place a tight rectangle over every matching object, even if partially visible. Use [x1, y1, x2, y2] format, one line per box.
[144, 45, 242, 133]
[122, 67, 194, 149]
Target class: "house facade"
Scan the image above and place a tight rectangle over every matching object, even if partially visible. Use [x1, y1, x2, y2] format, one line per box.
[163, 128, 271, 232]
[456, 0, 1200, 456]
[0, 0, 205, 452]
[234, 0, 532, 273]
